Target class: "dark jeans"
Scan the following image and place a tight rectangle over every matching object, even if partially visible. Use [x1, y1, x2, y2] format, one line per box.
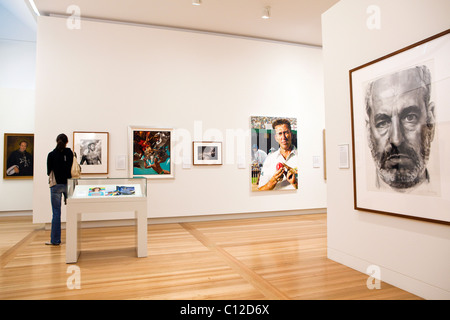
[50, 184, 67, 244]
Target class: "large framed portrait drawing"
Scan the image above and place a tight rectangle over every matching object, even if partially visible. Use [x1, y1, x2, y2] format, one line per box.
[349, 29, 450, 224]
[129, 126, 174, 179]
[73, 131, 109, 174]
[3, 133, 34, 179]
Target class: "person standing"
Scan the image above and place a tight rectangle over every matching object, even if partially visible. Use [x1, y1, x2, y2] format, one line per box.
[251, 144, 267, 167]
[46, 134, 73, 246]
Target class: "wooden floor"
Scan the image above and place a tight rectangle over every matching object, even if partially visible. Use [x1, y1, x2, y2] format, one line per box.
[0, 213, 421, 300]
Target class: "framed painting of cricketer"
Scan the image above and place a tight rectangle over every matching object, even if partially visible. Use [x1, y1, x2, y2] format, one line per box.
[250, 116, 298, 192]
[73, 131, 109, 174]
[193, 141, 222, 165]
[3, 133, 34, 179]
[349, 29, 450, 224]
[129, 126, 173, 179]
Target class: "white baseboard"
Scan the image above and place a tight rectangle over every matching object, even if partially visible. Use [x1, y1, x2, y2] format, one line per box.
[146, 208, 326, 225]
[42, 208, 326, 230]
[327, 247, 450, 300]
[0, 210, 33, 217]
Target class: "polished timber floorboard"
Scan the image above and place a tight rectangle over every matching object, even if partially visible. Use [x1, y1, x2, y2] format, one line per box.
[0, 214, 421, 300]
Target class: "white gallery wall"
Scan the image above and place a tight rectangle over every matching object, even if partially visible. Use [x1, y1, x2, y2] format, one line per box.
[0, 1, 36, 213]
[322, 0, 450, 299]
[33, 16, 327, 223]
[0, 39, 36, 212]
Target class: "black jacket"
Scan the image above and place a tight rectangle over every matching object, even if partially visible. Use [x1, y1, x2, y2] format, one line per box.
[47, 148, 73, 184]
[7, 150, 33, 176]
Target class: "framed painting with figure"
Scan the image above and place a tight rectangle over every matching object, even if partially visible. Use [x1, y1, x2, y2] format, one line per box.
[3, 133, 34, 179]
[250, 116, 298, 192]
[73, 131, 109, 174]
[349, 29, 450, 224]
[129, 126, 173, 179]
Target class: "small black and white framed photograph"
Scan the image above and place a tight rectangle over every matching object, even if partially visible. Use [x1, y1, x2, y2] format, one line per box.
[193, 141, 222, 166]
[73, 131, 109, 174]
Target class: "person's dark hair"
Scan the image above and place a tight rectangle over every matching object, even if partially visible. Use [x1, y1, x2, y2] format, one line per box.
[272, 119, 292, 131]
[56, 133, 68, 152]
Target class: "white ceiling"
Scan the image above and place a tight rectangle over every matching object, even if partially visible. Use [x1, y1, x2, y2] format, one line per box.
[30, 0, 339, 46]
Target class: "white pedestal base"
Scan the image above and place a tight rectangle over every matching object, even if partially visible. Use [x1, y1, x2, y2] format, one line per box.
[66, 197, 148, 263]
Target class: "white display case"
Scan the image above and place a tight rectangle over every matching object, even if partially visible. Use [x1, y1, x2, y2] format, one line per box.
[66, 177, 148, 263]
[67, 177, 147, 199]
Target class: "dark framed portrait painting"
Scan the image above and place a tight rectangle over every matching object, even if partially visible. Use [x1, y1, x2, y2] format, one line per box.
[3, 133, 34, 179]
[349, 29, 450, 224]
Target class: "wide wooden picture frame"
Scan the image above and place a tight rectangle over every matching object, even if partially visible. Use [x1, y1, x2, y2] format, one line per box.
[3, 133, 34, 179]
[73, 131, 109, 175]
[129, 126, 174, 179]
[193, 141, 222, 165]
[349, 29, 450, 224]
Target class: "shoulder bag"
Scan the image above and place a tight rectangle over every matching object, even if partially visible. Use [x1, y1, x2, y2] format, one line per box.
[48, 170, 56, 187]
[71, 152, 82, 179]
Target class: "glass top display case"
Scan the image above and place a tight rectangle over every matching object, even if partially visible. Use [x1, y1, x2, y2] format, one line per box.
[67, 177, 147, 199]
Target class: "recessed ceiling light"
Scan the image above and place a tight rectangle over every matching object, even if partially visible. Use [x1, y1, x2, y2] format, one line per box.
[192, 0, 202, 5]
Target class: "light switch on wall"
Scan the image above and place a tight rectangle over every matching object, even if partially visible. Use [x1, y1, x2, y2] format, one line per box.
[313, 156, 321, 168]
[338, 144, 350, 169]
[237, 155, 246, 169]
[183, 156, 191, 169]
[115, 155, 127, 170]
